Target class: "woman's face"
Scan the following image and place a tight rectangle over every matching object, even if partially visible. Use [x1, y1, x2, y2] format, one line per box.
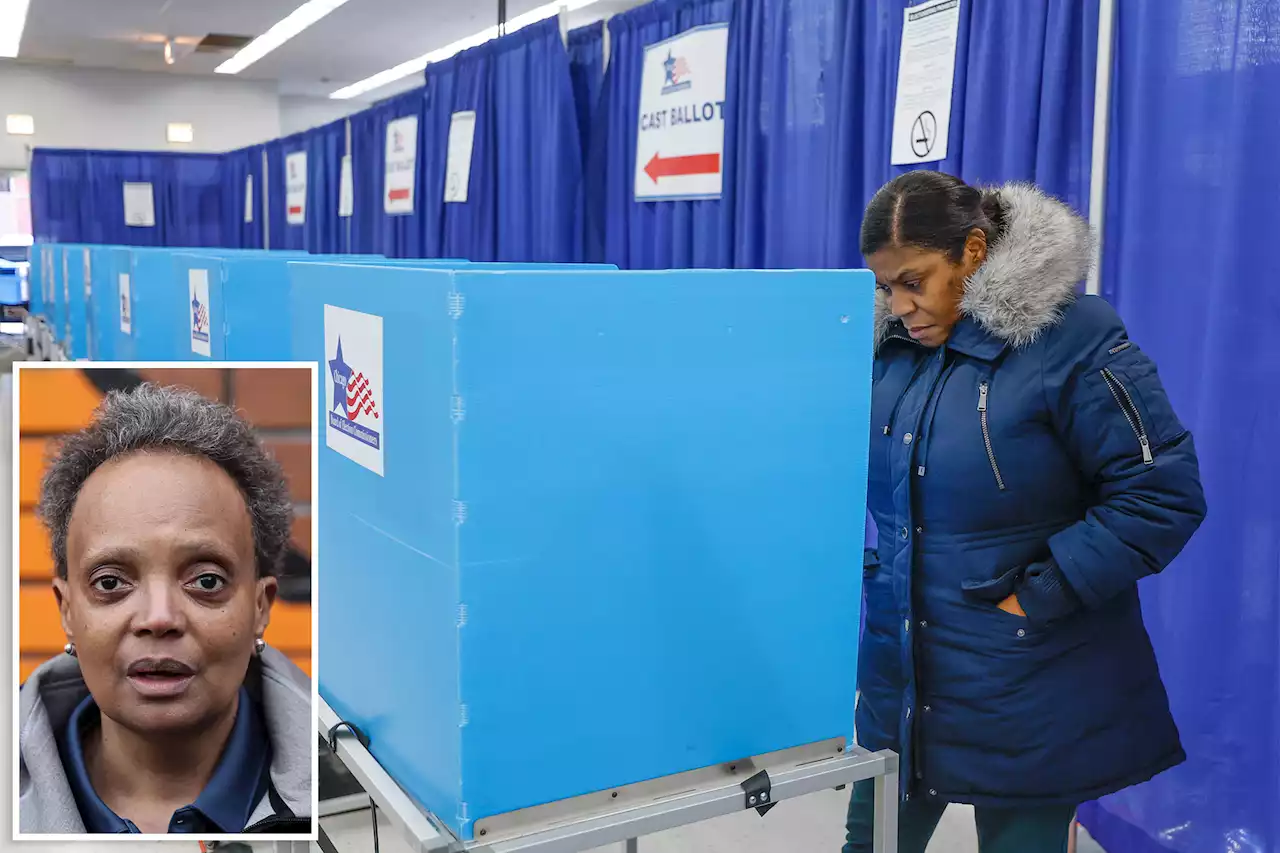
[52, 451, 276, 736]
[866, 230, 987, 349]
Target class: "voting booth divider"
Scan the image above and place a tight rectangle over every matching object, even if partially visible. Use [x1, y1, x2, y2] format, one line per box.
[24, 240, 876, 841]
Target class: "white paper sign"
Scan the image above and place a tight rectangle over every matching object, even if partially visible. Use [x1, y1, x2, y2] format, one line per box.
[634, 23, 729, 202]
[123, 182, 156, 227]
[189, 268, 212, 357]
[340, 155, 354, 218]
[245, 174, 255, 224]
[444, 111, 476, 204]
[119, 273, 132, 335]
[325, 305, 385, 476]
[286, 151, 308, 225]
[83, 248, 91, 298]
[891, 0, 960, 165]
[383, 116, 418, 215]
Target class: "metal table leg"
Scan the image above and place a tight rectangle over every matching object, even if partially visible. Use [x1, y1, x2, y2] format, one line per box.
[871, 754, 899, 853]
[624, 839, 638, 853]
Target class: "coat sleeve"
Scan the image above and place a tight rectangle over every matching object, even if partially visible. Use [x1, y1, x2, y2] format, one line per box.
[1018, 297, 1206, 618]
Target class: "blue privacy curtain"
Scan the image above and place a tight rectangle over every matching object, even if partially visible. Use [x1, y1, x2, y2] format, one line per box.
[265, 133, 312, 251]
[819, 0, 1097, 268]
[164, 153, 225, 247]
[594, 0, 736, 269]
[221, 145, 265, 249]
[306, 118, 348, 255]
[350, 90, 427, 258]
[81, 151, 170, 246]
[1075, 2, 1280, 851]
[568, 22, 607, 185]
[29, 150, 88, 244]
[591, 0, 1096, 269]
[426, 44, 497, 260]
[490, 17, 584, 262]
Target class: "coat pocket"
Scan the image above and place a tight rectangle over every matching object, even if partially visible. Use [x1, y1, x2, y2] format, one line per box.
[961, 563, 1022, 603]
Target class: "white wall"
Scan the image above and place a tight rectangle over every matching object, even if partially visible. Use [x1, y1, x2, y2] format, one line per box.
[0, 62, 283, 169]
[279, 95, 365, 138]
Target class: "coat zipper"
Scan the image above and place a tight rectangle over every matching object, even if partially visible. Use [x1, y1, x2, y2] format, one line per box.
[1100, 368, 1155, 465]
[977, 383, 1006, 491]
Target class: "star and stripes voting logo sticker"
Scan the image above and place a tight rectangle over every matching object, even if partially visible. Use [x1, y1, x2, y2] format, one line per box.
[191, 292, 210, 343]
[324, 305, 385, 475]
[662, 49, 692, 94]
[328, 337, 381, 450]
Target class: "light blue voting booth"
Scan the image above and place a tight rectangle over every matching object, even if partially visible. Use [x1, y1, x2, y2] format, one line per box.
[28, 244, 46, 320]
[169, 254, 617, 361]
[63, 245, 92, 360]
[292, 262, 875, 840]
[89, 246, 136, 361]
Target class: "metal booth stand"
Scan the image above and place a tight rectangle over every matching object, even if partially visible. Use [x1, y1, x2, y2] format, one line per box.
[314, 696, 900, 853]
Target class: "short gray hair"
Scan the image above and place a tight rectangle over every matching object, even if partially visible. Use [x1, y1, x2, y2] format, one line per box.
[37, 382, 294, 579]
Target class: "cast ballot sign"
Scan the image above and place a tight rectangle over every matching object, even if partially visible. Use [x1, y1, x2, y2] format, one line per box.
[385, 116, 418, 215]
[635, 23, 729, 202]
[286, 151, 308, 225]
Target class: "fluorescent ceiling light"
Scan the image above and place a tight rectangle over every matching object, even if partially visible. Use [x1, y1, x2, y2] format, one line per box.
[330, 0, 601, 100]
[0, 0, 33, 58]
[217, 0, 352, 75]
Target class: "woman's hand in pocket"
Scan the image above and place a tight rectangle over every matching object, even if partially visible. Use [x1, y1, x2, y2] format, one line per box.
[997, 594, 1026, 617]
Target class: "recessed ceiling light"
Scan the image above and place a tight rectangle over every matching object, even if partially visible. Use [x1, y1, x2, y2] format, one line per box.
[167, 122, 195, 144]
[0, 0, 33, 59]
[330, 0, 602, 100]
[217, 0, 352, 75]
[6, 114, 34, 136]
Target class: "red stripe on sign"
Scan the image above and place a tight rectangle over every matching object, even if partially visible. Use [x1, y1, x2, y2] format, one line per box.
[288, 206, 303, 215]
[388, 189, 412, 201]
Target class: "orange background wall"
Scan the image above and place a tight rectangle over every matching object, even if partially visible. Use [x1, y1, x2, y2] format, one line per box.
[18, 367, 313, 682]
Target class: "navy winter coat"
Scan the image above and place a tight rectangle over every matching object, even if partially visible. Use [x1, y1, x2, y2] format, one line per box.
[857, 185, 1207, 808]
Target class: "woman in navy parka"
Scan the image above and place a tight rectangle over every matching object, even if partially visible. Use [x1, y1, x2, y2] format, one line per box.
[843, 172, 1206, 853]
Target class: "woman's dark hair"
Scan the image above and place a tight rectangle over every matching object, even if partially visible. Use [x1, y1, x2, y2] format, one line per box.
[37, 382, 293, 579]
[860, 171, 1008, 261]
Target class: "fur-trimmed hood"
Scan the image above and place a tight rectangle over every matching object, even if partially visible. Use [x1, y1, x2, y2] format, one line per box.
[875, 183, 1093, 349]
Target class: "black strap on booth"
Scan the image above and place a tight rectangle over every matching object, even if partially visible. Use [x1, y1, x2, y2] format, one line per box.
[326, 719, 370, 754]
[742, 769, 777, 816]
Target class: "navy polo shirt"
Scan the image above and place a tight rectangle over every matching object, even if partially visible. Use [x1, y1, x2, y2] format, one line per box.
[65, 686, 272, 834]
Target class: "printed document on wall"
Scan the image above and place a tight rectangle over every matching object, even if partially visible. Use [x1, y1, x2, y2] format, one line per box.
[245, 174, 255, 223]
[340, 155, 354, 217]
[286, 151, 308, 225]
[123, 182, 156, 227]
[890, 0, 960, 165]
[634, 23, 729, 201]
[385, 116, 418, 214]
[444, 111, 476, 204]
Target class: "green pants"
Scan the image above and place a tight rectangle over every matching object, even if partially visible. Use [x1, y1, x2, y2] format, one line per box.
[842, 779, 1076, 853]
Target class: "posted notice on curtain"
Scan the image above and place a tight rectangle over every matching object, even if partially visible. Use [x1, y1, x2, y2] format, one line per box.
[286, 151, 308, 225]
[634, 22, 729, 202]
[340, 155, 354, 218]
[445, 111, 476, 204]
[123, 182, 156, 227]
[244, 174, 254, 224]
[385, 116, 418, 215]
[890, 0, 960, 165]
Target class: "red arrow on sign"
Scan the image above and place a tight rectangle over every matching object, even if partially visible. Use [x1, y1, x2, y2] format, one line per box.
[644, 152, 721, 184]
[388, 189, 411, 202]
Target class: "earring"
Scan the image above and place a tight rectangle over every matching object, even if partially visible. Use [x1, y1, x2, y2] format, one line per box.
[254, 638, 266, 656]
[64, 642, 76, 657]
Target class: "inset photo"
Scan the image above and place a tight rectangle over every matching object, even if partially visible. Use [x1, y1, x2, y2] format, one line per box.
[13, 362, 317, 839]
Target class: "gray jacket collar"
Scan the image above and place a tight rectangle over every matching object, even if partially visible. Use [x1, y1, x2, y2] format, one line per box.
[18, 645, 311, 834]
[875, 182, 1093, 352]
